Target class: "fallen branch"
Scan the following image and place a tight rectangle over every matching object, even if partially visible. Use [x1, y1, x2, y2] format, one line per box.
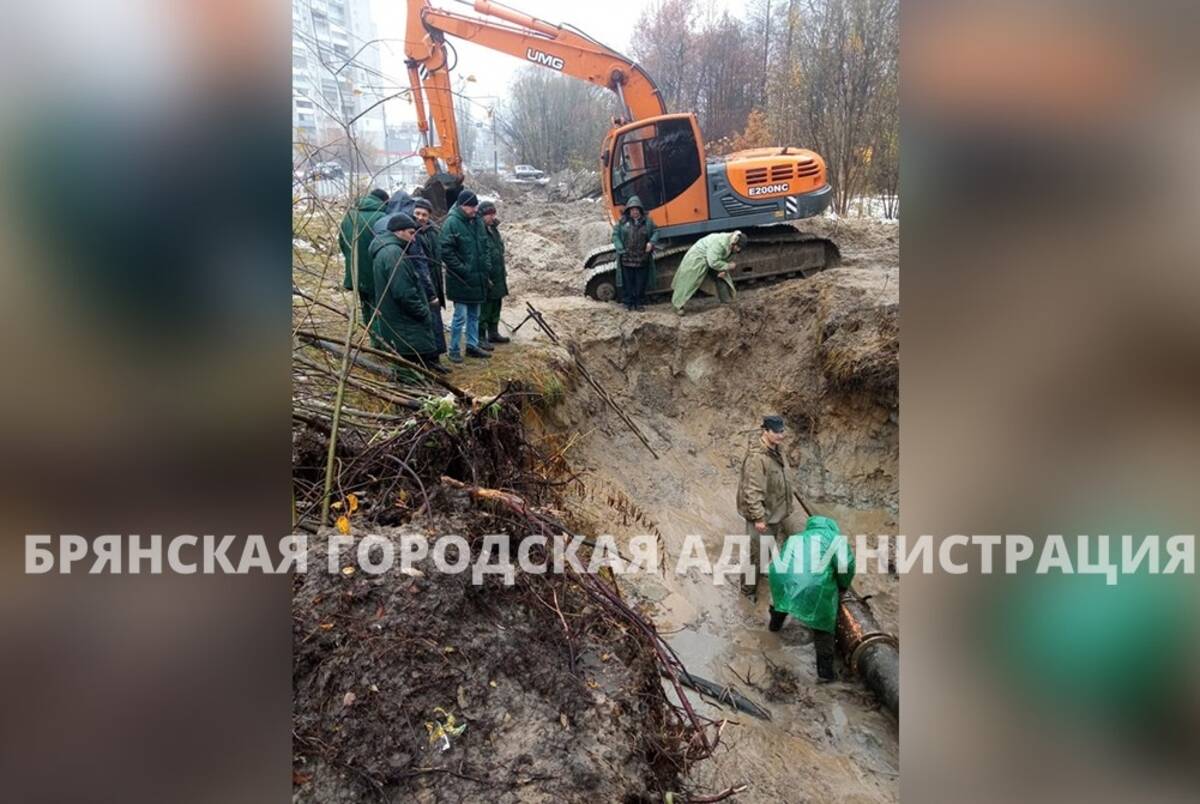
[523, 302, 660, 460]
[296, 329, 470, 400]
[298, 337, 397, 379]
[294, 353, 425, 410]
[440, 475, 721, 759]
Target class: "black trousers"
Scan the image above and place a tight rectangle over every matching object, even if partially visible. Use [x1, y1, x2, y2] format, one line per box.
[621, 263, 650, 308]
[768, 608, 837, 680]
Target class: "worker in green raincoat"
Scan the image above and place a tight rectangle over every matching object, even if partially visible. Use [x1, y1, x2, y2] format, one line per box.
[369, 213, 438, 375]
[478, 200, 511, 346]
[611, 195, 658, 311]
[339, 188, 390, 327]
[670, 230, 745, 315]
[768, 515, 856, 681]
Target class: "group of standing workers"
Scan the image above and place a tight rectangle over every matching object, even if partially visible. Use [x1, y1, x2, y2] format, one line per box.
[339, 187, 510, 376]
[346, 190, 750, 354]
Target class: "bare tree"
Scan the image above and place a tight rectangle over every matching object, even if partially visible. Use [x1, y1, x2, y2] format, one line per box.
[499, 68, 617, 171]
[630, 0, 700, 114]
[766, 0, 899, 215]
[455, 99, 479, 168]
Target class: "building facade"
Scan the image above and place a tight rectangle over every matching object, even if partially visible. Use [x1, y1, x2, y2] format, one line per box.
[292, 0, 388, 169]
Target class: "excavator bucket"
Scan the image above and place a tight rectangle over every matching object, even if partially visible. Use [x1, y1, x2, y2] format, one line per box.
[415, 171, 463, 218]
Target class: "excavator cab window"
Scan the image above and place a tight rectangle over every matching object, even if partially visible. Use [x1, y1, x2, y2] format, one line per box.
[610, 118, 701, 211]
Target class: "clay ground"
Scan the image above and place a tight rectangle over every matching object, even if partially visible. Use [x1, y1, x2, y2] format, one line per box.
[447, 194, 901, 802]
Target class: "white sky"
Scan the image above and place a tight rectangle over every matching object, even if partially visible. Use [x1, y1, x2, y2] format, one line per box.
[369, 0, 747, 122]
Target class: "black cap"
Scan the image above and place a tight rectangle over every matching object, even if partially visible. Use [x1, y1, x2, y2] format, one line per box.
[479, 200, 497, 215]
[369, 188, 389, 202]
[457, 190, 479, 208]
[386, 213, 418, 232]
[762, 415, 785, 433]
[413, 197, 433, 212]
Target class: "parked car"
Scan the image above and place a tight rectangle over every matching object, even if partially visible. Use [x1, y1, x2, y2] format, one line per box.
[513, 164, 545, 180]
[306, 161, 345, 180]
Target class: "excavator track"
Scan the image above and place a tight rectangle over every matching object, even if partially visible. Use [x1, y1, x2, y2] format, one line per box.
[583, 225, 840, 303]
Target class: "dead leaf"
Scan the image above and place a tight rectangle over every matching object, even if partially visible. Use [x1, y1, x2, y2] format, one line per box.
[347, 493, 359, 513]
[341, 566, 355, 577]
[319, 622, 334, 630]
[343, 691, 356, 706]
[330, 500, 344, 511]
[335, 515, 351, 534]
[559, 713, 569, 729]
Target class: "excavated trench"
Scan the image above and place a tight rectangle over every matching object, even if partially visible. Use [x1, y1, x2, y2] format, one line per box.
[494, 197, 901, 801]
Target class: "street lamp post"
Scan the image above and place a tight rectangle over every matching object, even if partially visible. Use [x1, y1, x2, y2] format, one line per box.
[490, 106, 498, 175]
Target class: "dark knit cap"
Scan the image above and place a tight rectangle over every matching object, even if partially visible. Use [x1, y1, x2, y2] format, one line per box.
[479, 200, 497, 215]
[369, 188, 389, 202]
[456, 190, 479, 208]
[762, 415, 786, 433]
[386, 213, 418, 231]
[413, 197, 433, 212]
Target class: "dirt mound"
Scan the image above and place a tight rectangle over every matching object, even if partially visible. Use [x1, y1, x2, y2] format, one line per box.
[291, 391, 721, 802]
[293, 525, 677, 803]
[546, 168, 602, 201]
[499, 197, 609, 297]
[501, 245, 900, 799]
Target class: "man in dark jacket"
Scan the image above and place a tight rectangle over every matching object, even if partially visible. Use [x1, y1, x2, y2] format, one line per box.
[339, 188, 389, 326]
[369, 213, 440, 374]
[610, 194, 658, 311]
[412, 198, 447, 360]
[478, 200, 510, 346]
[437, 190, 492, 362]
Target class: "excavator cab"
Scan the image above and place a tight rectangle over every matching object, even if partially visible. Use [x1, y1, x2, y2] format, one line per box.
[601, 114, 709, 229]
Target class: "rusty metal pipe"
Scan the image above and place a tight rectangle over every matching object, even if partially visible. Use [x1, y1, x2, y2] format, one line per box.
[836, 591, 899, 719]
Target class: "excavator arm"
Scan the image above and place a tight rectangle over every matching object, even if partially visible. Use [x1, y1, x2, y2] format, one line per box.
[404, 0, 667, 180]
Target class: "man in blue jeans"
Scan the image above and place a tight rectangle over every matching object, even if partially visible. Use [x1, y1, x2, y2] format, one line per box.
[438, 190, 492, 362]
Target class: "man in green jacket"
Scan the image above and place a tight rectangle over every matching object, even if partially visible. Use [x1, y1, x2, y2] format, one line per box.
[339, 188, 389, 326]
[670, 230, 745, 315]
[768, 515, 856, 681]
[412, 198, 447, 359]
[437, 190, 492, 363]
[736, 415, 800, 600]
[369, 213, 438, 373]
[611, 195, 658, 311]
[478, 200, 510, 346]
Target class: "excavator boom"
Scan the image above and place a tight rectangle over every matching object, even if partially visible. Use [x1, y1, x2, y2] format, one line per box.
[405, 0, 665, 180]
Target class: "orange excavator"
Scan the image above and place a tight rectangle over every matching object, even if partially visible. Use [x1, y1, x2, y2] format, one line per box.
[404, 0, 839, 302]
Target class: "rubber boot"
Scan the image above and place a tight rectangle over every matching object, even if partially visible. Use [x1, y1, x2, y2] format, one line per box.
[768, 607, 787, 632]
[465, 345, 492, 359]
[814, 630, 837, 682]
[488, 326, 510, 344]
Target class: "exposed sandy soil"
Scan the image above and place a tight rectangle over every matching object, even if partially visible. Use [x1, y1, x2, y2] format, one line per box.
[469, 198, 901, 802]
[293, 188, 900, 801]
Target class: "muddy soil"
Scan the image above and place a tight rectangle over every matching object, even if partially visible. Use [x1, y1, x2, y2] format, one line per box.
[293, 523, 680, 803]
[487, 198, 901, 801]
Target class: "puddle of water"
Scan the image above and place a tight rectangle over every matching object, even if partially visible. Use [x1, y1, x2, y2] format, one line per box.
[561, 416, 898, 800]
